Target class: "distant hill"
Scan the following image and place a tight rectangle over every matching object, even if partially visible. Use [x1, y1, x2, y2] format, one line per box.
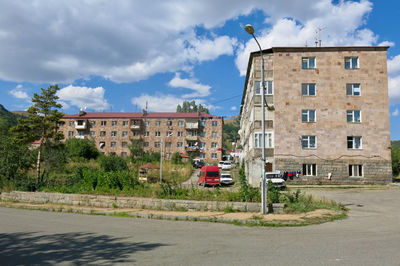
[0, 104, 24, 127]
[392, 140, 400, 148]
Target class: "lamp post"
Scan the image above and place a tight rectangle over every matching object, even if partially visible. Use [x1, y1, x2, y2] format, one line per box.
[160, 133, 173, 183]
[245, 24, 267, 214]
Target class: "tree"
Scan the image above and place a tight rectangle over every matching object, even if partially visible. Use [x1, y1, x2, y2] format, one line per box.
[176, 100, 209, 114]
[171, 152, 182, 164]
[66, 138, 99, 161]
[129, 139, 144, 162]
[12, 85, 64, 185]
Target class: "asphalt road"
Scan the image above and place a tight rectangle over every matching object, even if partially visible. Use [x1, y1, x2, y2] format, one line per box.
[1, 187, 400, 265]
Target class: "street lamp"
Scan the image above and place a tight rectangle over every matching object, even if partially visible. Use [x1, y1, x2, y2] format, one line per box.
[160, 132, 173, 183]
[245, 24, 267, 214]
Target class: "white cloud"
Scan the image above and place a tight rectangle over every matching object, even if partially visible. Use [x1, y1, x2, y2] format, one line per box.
[9, 89, 29, 100]
[388, 55, 400, 104]
[235, 0, 383, 75]
[392, 108, 399, 117]
[230, 106, 237, 111]
[57, 85, 111, 111]
[168, 73, 211, 98]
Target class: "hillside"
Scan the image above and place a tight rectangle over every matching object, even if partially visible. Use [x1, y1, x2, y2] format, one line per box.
[0, 104, 20, 127]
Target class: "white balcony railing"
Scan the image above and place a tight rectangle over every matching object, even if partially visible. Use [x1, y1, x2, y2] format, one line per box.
[74, 120, 87, 130]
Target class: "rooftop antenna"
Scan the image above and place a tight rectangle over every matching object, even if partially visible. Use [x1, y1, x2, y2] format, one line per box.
[146, 101, 148, 111]
[315, 27, 325, 47]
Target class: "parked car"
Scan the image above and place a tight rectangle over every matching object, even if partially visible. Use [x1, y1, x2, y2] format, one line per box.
[198, 166, 220, 187]
[218, 161, 225, 169]
[220, 173, 233, 186]
[263, 172, 286, 189]
[192, 160, 205, 169]
[221, 161, 232, 170]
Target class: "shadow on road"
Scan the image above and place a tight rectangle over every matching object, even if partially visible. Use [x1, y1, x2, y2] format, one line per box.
[0, 231, 168, 265]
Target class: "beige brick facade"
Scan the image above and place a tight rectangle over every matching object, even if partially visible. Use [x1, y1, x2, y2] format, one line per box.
[240, 47, 392, 185]
[59, 112, 223, 163]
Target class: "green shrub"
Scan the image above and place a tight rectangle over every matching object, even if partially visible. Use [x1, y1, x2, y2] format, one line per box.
[98, 155, 128, 172]
[267, 180, 280, 203]
[66, 138, 99, 161]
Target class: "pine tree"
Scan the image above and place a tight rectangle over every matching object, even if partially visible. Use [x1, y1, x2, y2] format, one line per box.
[12, 85, 64, 185]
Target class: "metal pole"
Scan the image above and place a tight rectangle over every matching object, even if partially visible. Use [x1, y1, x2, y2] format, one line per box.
[250, 33, 267, 214]
[160, 139, 163, 183]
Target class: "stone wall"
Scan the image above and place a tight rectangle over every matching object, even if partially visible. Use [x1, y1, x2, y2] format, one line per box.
[276, 158, 392, 184]
[0, 191, 268, 212]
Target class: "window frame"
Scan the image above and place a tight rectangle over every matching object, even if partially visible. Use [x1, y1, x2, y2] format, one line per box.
[111, 121, 117, 126]
[303, 164, 317, 176]
[345, 57, 359, 69]
[346, 83, 361, 96]
[301, 135, 316, 149]
[347, 136, 362, 149]
[212, 121, 218, 127]
[301, 83, 316, 96]
[349, 164, 363, 177]
[254, 80, 273, 95]
[302, 109, 316, 123]
[302, 57, 316, 69]
[347, 110, 362, 123]
[254, 131, 274, 148]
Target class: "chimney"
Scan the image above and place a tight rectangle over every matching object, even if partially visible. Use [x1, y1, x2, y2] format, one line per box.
[78, 110, 86, 116]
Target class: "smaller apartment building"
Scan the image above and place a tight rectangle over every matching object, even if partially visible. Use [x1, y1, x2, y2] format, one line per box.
[240, 46, 392, 186]
[59, 111, 223, 162]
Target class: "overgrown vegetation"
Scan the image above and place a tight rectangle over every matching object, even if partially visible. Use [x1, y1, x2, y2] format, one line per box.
[392, 141, 400, 178]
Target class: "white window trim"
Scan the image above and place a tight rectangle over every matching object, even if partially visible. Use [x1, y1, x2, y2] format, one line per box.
[302, 83, 316, 96]
[347, 110, 362, 123]
[349, 164, 363, 177]
[347, 136, 362, 149]
[302, 57, 316, 69]
[301, 135, 317, 149]
[255, 80, 274, 95]
[345, 57, 359, 69]
[302, 109, 316, 123]
[347, 83, 361, 96]
[254, 131, 274, 148]
[303, 164, 317, 176]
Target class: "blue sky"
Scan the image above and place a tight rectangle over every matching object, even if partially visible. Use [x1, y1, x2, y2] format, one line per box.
[1, 0, 399, 139]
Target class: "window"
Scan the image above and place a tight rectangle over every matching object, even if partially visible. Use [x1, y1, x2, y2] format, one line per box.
[155, 131, 161, 137]
[303, 164, 317, 176]
[254, 132, 274, 148]
[165, 153, 171, 159]
[122, 121, 129, 126]
[122, 142, 128, 148]
[200, 132, 206, 137]
[166, 131, 173, 137]
[155, 121, 161, 126]
[166, 121, 172, 126]
[200, 153, 205, 159]
[178, 121, 184, 126]
[188, 130, 197, 137]
[302, 83, 316, 96]
[78, 131, 85, 136]
[133, 131, 139, 136]
[347, 110, 361, 123]
[121, 152, 127, 158]
[145, 121, 150, 126]
[345, 57, 359, 69]
[110, 142, 116, 147]
[101, 121, 107, 126]
[69, 121, 74, 126]
[200, 142, 206, 149]
[178, 131, 183, 137]
[90, 131, 95, 137]
[349, 164, 363, 177]
[145, 131, 149, 137]
[68, 131, 74, 137]
[100, 131, 106, 137]
[165, 142, 171, 148]
[211, 153, 218, 159]
[112, 121, 117, 126]
[212, 121, 218, 127]
[143, 142, 149, 147]
[301, 136, 316, 149]
[122, 131, 128, 137]
[346, 83, 361, 96]
[111, 131, 117, 137]
[90, 121, 96, 126]
[99, 141, 105, 149]
[347, 136, 362, 149]
[255, 80, 273, 95]
[211, 142, 218, 148]
[302, 57, 316, 69]
[154, 142, 161, 148]
[302, 109, 316, 122]
[212, 132, 218, 137]
[200, 120, 206, 126]
[177, 142, 183, 148]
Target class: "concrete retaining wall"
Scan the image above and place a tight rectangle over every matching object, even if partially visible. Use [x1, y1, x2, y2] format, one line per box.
[0, 191, 284, 214]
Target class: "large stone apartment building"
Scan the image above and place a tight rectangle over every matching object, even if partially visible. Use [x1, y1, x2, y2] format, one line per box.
[240, 46, 392, 186]
[59, 111, 223, 162]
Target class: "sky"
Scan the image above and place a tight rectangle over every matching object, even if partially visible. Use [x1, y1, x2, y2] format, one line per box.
[0, 0, 400, 139]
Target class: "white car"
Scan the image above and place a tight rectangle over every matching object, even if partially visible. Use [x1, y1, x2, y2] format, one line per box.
[221, 161, 232, 170]
[218, 161, 225, 168]
[264, 172, 286, 189]
[220, 173, 233, 185]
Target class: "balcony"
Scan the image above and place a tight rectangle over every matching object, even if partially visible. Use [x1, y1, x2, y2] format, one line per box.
[75, 120, 87, 130]
[185, 121, 199, 129]
[185, 146, 200, 152]
[75, 135, 85, 139]
[185, 135, 199, 141]
[130, 120, 142, 130]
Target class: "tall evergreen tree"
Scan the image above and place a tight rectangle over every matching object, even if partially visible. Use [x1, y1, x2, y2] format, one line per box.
[12, 85, 64, 185]
[176, 100, 209, 114]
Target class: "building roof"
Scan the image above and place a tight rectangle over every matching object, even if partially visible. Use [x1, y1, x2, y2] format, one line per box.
[62, 112, 218, 119]
[240, 46, 390, 114]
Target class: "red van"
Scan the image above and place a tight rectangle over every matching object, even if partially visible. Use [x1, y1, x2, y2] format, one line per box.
[198, 166, 220, 186]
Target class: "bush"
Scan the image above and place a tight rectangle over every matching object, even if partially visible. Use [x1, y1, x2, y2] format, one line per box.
[171, 152, 182, 164]
[98, 155, 128, 172]
[66, 138, 99, 161]
[267, 180, 280, 203]
[238, 162, 260, 202]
